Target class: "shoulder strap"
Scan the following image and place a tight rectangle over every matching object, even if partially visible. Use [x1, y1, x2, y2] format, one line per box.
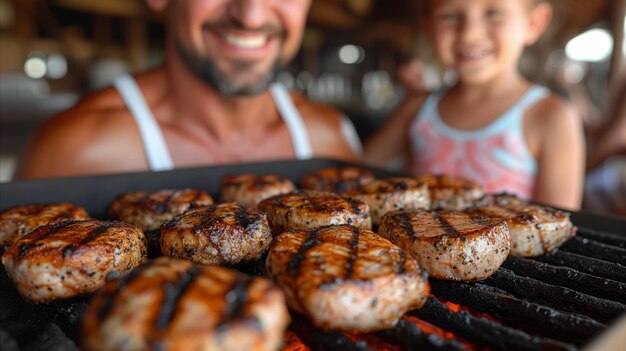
[269, 83, 313, 160]
[112, 75, 174, 171]
[515, 85, 551, 111]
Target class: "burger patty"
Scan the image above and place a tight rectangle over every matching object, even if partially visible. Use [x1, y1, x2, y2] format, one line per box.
[378, 210, 510, 281]
[108, 189, 213, 257]
[258, 191, 372, 233]
[266, 225, 429, 332]
[1, 219, 147, 303]
[342, 177, 430, 227]
[82, 257, 289, 351]
[107, 189, 214, 231]
[0, 203, 90, 249]
[413, 174, 484, 210]
[469, 204, 575, 257]
[160, 202, 272, 265]
[220, 174, 295, 208]
[299, 166, 375, 192]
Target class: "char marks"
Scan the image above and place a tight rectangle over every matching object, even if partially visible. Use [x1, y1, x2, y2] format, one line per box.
[16, 220, 78, 259]
[217, 275, 256, 330]
[431, 212, 460, 236]
[288, 231, 324, 277]
[398, 211, 416, 239]
[344, 226, 360, 280]
[97, 264, 149, 321]
[154, 266, 199, 331]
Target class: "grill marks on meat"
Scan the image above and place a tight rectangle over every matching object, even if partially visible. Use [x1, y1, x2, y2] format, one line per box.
[258, 191, 372, 233]
[1, 219, 147, 303]
[299, 167, 375, 192]
[107, 189, 214, 231]
[469, 204, 575, 257]
[342, 177, 430, 227]
[379, 210, 510, 281]
[220, 174, 296, 208]
[414, 174, 484, 210]
[0, 203, 90, 249]
[266, 225, 429, 332]
[82, 258, 289, 351]
[160, 202, 272, 265]
[108, 189, 213, 257]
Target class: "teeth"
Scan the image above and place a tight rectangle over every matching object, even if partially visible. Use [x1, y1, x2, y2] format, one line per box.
[460, 51, 490, 59]
[221, 34, 267, 49]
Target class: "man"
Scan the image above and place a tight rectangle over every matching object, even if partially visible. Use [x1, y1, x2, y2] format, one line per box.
[17, 0, 360, 179]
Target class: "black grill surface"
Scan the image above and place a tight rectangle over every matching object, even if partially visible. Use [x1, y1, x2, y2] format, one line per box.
[0, 159, 625, 350]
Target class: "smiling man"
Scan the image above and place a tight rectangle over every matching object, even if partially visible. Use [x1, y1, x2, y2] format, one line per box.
[18, 0, 361, 179]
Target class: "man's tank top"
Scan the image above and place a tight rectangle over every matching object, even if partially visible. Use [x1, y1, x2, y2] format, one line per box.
[113, 75, 362, 171]
[408, 86, 550, 199]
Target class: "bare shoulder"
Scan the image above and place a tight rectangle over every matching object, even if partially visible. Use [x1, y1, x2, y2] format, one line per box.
[526, 93, 579, 128]
[290, 92, 359, 160]
[17, 86, 145, 179]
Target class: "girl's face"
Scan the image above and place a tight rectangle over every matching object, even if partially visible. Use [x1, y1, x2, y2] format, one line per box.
[427, 0, 547, 86]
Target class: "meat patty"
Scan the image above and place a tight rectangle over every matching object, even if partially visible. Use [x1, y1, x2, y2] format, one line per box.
[266, 225, 429, 332]
[413, 174, 484, 210]
[160, 202, 272, 265]
[469, 204, 575, 257]
[342, 177, 430, 227]
[299, 166, 375, 192]
[258, 191, 372, 233]
[108, 189, 213, 257]
[1, 219, 147, 303]
[220, 174, 295, 208]
[0, 203, 90, 249]
[474, 192, 527, 207]
[82, 257, 289, 351]
[378, 210, 510, 281]
[108, 189, 214, 231]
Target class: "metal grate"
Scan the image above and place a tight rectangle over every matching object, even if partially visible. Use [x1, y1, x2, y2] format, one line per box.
[0, 225, 624, 351]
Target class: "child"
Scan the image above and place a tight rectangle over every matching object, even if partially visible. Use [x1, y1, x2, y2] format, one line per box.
[364, 0, 585, 210]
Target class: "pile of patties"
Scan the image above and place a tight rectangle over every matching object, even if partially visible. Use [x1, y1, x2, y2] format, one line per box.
[0, 167, 576, 351]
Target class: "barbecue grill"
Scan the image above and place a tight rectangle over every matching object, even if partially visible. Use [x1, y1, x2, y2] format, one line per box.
[1, 159, 624, 351]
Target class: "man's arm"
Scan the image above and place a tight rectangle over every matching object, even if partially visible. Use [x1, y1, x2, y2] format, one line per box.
[531, 97, 585, 210]
[17, 102, 147, 180]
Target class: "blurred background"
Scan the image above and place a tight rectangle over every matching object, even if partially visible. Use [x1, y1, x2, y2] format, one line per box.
[0, 0, 624, 213]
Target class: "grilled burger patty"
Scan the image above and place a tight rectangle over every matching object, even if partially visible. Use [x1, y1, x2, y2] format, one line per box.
[266, 225, 429, 332]
[107, 189, 214, 231]
[378, 210, 510, 281]
[220, 174, 296, 208]
[474, 192, 526, 207]
[108, 189, 213, 257]
[413, 174, 484, 210]
[469, 204, 575, 257]
[82, 257, 289, 351]
[0, 203, 90, 249]
[258, 191, 372, 232]
[299, 166, 375, 192]
[160, 202, 272, 265]
[1, 219, 147, 303]
[342, 177, 430, 227]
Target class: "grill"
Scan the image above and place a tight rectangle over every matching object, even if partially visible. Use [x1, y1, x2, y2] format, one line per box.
[1, 159, 624, 351]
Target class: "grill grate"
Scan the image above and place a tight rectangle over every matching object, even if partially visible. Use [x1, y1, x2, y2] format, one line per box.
[483, 268, 624, 323]
[409, 297, 576, 351]
[501, 256, 626, 303]
[1, 224, 625, 351]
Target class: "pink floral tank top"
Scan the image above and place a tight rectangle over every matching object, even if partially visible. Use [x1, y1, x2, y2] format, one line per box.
[409, 86, 549, 200]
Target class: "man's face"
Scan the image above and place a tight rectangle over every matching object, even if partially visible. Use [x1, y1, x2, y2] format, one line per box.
[169, 0, 311, 96]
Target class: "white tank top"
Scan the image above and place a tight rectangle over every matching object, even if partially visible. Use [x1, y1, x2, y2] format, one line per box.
[113, 75, 361, 171]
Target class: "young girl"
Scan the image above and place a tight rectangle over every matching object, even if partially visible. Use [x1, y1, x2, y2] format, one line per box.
[364, 0, 585, 210]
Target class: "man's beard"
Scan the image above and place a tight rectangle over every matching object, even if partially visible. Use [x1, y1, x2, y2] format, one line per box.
[174, 36, 280, 97]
